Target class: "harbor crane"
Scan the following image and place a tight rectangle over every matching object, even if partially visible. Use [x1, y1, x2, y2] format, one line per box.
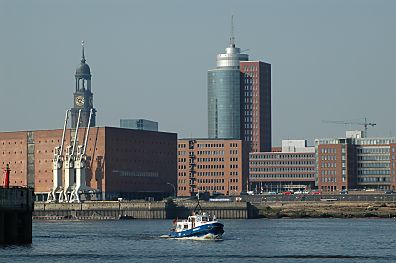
[47, 109, 96, 203]
[47, 110, 69, 203]
[322, 117, 376, 137]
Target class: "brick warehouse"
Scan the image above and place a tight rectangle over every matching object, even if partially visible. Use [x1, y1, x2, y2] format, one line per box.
[0, 127, 177, 200]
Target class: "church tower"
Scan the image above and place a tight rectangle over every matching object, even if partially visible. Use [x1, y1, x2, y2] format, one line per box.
[70, 41, 96, 128]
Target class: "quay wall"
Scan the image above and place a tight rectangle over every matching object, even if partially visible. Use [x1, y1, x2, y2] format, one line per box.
[0, 188, 34, 244]
[33, 199, 396, 220]
[33, 200, 249, 220]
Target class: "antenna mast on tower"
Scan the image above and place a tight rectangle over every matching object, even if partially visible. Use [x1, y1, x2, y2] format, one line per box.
[230, 15, 235, 47]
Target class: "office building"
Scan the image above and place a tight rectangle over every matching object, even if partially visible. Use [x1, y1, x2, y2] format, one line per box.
[208, 31, 271, 152]
[316, 131, 396, 191]
[240, 61, 271, 152]
[177, 139, 249, 197]
[249, 140, 315, 193]
[120, 119, 158, 132]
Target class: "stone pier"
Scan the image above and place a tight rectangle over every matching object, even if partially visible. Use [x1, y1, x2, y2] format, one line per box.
[0, 187, 34, 244]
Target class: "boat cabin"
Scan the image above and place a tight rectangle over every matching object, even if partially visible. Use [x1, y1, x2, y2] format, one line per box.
[174, 212, 216, 232]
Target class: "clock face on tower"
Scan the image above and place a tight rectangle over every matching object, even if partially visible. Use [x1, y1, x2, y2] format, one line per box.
[75, 96, 84, 106]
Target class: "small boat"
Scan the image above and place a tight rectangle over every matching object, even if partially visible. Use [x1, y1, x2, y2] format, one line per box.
[167, 199, 224, 239]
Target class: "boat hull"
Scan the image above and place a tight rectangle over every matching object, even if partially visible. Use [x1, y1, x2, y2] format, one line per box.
[168, 222, 224, 239]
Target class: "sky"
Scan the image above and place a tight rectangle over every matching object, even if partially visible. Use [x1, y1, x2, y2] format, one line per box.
[0, 0, 395, 146]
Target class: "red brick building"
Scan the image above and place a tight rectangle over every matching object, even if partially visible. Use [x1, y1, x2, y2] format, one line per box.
[0, 127, 177, 200]
[391, 143, 396, 190]
[240, 61, 272, 152]
[177, 139, 249, 197]
[316, 134, 396, 192]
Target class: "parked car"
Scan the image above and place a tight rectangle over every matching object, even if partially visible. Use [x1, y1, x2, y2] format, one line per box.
[311, 191, 322, 195]
[282, 191, 293, 195]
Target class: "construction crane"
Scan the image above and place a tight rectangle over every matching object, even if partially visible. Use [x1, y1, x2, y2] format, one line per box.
[322, 117, 376, 137]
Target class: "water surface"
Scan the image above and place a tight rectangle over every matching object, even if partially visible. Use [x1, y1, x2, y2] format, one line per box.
[1, 219, 395, 263]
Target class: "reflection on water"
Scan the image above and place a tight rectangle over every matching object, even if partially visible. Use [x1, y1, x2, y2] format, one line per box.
[1, 219, 396, 263]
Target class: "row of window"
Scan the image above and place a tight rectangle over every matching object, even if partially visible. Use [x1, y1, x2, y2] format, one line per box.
[250, 174, 314, 178]
[178, 171, 239, 177]
[357, 170, 390, 175]
[196, 158, 225, 162]
[358, 156, 389, 161]
[357, 163, 389, 168]
[250, 167, 314, 172]
[251, 161, 314, 165]
[242, 65, 258, 71]
[321, 155, 337, 161]
[250, 154, 314, 159]
[355, 139, 395, 145]
[0, 141, 24, 145]
[321, 177, 337, 183]
[357, 148, 389, 154]
[197, 179, 225, 184]
[197, 164, 226, 169]
[321, 170, 337, 175]
[199, 186, 226, 191]
[357, 177, 389, 182]
[320, 148, 337, 154]
[321, 162, 338, 168]
[179, 143, 239, 149]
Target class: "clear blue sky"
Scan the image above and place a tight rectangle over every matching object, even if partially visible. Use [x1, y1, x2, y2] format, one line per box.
[0, 0, 395, 145]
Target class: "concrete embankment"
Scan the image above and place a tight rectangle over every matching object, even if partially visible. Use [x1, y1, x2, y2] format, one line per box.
[254, 201, 396, 219]
[33, 200, 250, 220]
[33, 200, 396, 220]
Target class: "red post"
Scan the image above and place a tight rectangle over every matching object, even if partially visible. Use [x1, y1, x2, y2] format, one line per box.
[4, 164, 10, 188]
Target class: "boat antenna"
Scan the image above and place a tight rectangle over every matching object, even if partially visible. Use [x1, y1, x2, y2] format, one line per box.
[194, 190, 202, 213]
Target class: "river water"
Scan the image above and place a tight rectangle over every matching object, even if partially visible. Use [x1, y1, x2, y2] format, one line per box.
[1, 219, 395, 263]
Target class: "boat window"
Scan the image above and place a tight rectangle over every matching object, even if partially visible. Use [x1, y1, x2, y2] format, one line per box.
[202, 217, 208, 221]
[184, 225, 188, 229]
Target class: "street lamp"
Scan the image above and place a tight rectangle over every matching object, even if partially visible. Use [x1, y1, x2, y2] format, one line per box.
[166, 182, 176, 198]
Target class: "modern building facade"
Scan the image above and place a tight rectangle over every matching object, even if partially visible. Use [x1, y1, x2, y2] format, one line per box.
[177, 139, 249, 197]
[0, 127, 177, 200]
[70, 42, 96, 128]
[316, 131, 396, 191]
[120, 119, 158, 132]
[249, 140, 315, 193]
[208, 37, 248, 139]
[208, 36, 272, 153]
[240, 61, 271, 152]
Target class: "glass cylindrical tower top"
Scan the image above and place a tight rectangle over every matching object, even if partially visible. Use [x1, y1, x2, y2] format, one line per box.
[208, 43, 248, 139]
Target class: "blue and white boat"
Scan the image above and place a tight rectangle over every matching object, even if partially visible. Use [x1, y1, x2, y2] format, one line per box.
[168, 211, 224, 239]
[167, 199, 224, 239]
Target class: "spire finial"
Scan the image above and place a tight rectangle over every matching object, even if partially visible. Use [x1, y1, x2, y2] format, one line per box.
[81, 40, 86, 63]
[230, 15, 235, 47]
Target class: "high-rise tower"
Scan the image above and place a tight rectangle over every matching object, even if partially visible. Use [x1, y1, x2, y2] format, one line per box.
[70, 42, 96, 128]
[208, 17, 248, 139]
[240, 61, 271, 152]
[208, 18, 272, 152]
